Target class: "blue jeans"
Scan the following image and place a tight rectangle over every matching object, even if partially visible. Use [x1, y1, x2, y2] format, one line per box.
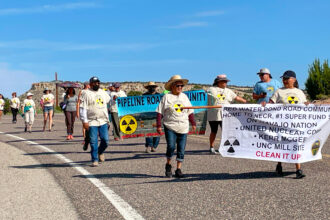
[145, 136, 160, 148]
[89, 123, 109, 162]
[164, 126, 187, 162]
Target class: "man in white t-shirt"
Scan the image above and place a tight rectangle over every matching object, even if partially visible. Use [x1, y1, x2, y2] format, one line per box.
[80, 76, 111, 167]
[109, 82, 127, 141]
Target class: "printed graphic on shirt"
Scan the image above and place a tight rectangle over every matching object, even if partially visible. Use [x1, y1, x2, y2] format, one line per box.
[217, 93, 226, 101]
[267, 86, 274, 92]
[95, 96, 104, 108]
[120, 115, 137, 134]
[44, 97, 50, 102]
[286, 96, 299, 104]
[311, 140, 320, 156]
[26, 102, 32, 106]
[0, 100, 4, 105]
[174, 103, 184, 113]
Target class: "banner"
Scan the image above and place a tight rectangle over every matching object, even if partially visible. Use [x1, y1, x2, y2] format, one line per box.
[219, 104, 330, 163]
[117, 90, 208, 139]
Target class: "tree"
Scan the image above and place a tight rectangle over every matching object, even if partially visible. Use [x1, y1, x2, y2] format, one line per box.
[305, 59, 330, 100]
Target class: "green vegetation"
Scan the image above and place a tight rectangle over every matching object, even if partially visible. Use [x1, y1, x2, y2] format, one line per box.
[305, 59, 330, 100]
[127, 90, 143, 96]
[191, 85, 203, 90]
[4, 99, 11, 114]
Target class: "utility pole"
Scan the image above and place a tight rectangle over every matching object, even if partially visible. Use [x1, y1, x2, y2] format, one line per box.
[55, 72, 59, 107]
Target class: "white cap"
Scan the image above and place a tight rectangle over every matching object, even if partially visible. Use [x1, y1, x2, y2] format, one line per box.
[257, 68, 270, 75]
[27, 92, 33, 97]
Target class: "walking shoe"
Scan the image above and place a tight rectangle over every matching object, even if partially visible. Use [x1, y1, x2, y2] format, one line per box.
[151, 147, 156, 152]
[66, 135, 71, 140]
[165, 164, 172, 177]
[70, 135, 74, 140]
[275, 163, 283, 176]
[175, 169, 184, 178]
[209, 147, 216, 154]
[91, 161, 99, 167]
[99, 154, 105, 163]
[295, 169, 306, 179]
[145, 147, 149, 153]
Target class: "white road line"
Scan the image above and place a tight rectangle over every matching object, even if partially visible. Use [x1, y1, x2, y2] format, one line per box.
[1, 132, 145, 220]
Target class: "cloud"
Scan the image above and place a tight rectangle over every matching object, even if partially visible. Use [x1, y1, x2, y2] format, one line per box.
[0, 63, 38, 97]
[0, 40, 158, 51]
[166, 22, 208, 29]
[0, 2, 98, 15]
[194, 10, 225, 17]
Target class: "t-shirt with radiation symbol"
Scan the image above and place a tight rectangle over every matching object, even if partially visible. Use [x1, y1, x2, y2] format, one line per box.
[41, 94, 55, 107]
[156, 92, 193, 134]
[22, 99, 36, 113]
[95, 96, 105, 109]
[10, 97, 20, 109]
[0, 99, 4, 110]
[270, 87, 307, 104]
[207, 86, 237, 121]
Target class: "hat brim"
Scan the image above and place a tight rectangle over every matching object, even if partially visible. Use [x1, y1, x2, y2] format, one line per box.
[144, 85, 158, 89]
[165, 79, 188, 91]
[213, 78, 230, 86]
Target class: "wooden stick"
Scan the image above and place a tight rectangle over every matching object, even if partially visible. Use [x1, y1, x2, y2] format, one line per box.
[181, 105, 222, 109]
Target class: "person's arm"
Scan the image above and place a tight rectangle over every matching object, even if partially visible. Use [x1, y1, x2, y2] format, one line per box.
[156, 113, 163, 134]
[188, 113, 196, 133]
[80, 107, 89, 130]
[235, 96, 247, 103]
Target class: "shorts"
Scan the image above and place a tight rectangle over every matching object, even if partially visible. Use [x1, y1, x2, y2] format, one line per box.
[43, 106, 54, 113]
[209, 121, 222, 134]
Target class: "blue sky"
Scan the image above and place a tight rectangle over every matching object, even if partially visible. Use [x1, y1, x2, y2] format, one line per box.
[0, 0, 329, 97]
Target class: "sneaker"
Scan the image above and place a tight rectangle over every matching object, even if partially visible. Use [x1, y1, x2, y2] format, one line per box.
[91, 161, 99, 167]
[295, 169, 306, 179]
[165, 164, 172, 177]
[175, 169, 184, 178]
[66, 135, 71, 140]
[151, 147, 156, 152]
[209, 147, 216, 154]
[145, 147, 149, 153]
[275, 163, 283, 176]
[99, 154, 105, 163]
[70, 135, 74, 140]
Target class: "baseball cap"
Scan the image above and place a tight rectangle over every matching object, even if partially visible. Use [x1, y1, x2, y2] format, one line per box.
[89, 76, 100, 83]
[257, 68, 272, 78]
[113, 82, 121, 88]
[281, 70, 296, 79]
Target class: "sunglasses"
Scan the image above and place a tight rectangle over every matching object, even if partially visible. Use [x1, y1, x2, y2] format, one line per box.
[175, 84, 184, 88]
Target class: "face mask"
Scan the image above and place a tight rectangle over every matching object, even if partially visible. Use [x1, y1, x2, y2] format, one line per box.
[92, 85, 100, 91]
[148, 87, 156, 93]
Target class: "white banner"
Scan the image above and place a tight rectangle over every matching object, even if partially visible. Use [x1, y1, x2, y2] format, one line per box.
[219, 104, 330, 163]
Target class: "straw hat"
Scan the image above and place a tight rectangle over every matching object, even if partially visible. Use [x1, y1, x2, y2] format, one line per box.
[27, 92, 34, 97]
[213, 74, 230, 86]
[164, 75, 189, 90]
[144, 81, 158, 89]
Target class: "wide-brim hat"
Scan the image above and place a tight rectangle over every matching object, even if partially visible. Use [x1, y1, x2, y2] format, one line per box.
[144, 81, 158, 89]
[213, 74, 230, 86]
[43, 87, 51, 93]
[164, 75, 189, 91]
[27, 92, 34, 97]
[257, 68, 272, 78]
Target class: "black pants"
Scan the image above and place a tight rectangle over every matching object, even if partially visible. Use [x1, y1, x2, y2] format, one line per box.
[11, 108, 19, 122]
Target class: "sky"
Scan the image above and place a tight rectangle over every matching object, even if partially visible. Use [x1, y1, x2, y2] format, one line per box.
[0, 0, 329, 97]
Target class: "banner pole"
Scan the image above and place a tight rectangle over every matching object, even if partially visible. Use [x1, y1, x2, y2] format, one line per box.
[181, 105, 222, 109]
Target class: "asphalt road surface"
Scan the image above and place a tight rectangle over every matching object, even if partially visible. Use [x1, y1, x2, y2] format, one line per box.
[0, 114, 329, 220]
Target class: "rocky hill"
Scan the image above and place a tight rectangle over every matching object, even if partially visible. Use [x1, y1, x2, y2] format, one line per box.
[19, 81, 253, 107]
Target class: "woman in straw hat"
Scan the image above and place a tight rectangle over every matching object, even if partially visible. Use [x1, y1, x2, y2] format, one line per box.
[207, 74, 247, 154]
[156, 75, 196, 178]
[21, 92, 37, 133]
[143, 82, 160, 153]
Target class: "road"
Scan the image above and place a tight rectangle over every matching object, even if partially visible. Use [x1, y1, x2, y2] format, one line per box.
[0, 114, 329, 220]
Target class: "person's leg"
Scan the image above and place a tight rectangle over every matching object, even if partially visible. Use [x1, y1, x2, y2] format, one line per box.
[24, 112, 30, 132]
[112, 112, 121, 140]
[14, 108, 18, 122]
[295, 163, 305, 179]
[0, 110, 3, 120]
[164, 126, 176, 177]
[89, 126, 99, 163]
[209, 121, 219, 154]
[175, 133, 187, 178]
[49, 110, 53, 131]
[43, 110, 48, 131]
[145, 137, 152, 152]
[98, 123, 109, 162]
[11, 108, 15, 122]
[64, 111, 70, 137]
[151, 136, 160, 151]
[71, 111, 76, 136]
[276, 162, 283, 176]
[29, 112, 34, 132]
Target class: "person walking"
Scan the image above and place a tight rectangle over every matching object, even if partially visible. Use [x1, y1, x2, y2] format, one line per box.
[21, 92, 37, 133]
[156, 75, 196, 178]
[10, 92, 20, 123]
[0, 94, 4, 121]
[143, 82, 161, 153]
[63, 87, 78, 140]
[207, 74, 247, 154]
[41, 88, 55, 131]
[266, 70, 308, 179]
[80, 76, 110, 167]
[110, 82, 127, 141]
[253, 68, 281, 103]
[77, 82, 90, 150]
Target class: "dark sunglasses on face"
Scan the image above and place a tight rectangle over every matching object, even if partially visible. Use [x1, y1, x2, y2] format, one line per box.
[176, 84, 184, 88]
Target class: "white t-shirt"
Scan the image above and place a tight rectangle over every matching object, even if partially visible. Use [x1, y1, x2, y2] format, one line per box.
[41, 94, 55, 107]
[156, 92, 194, 134]
[110, 90, 127, 113]
[207, 87, 237, 121]
[10, 97, 20, 109]
[80, 89, 111, 126]
[22, 99, 36, 113]
[0, 99, 4, 110]
[270, 87, 307, 104]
